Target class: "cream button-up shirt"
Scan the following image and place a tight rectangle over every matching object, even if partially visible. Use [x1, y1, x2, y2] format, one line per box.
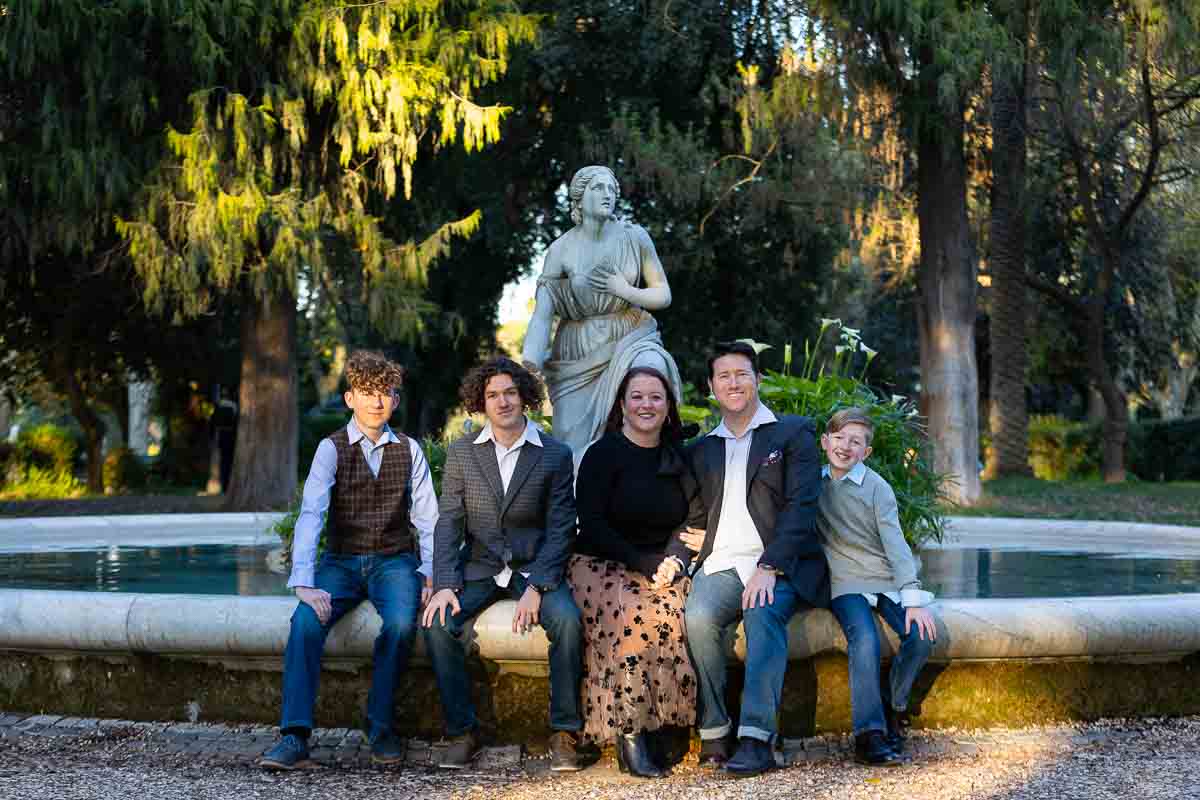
[703, 402, 778, 585]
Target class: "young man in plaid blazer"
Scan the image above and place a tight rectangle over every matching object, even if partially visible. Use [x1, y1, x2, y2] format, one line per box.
[422, 357, 585, 770]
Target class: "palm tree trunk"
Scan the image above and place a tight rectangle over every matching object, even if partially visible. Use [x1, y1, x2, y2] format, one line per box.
[985, 0, 1033, 479]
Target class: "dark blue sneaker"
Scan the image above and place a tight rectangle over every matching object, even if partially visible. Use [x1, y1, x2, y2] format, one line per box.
[724, 737, 776, 777]
[370, 731, 405, 764]
[259, 733, 313, 770]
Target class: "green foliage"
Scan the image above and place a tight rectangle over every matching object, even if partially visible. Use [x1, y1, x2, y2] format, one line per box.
[102, 447, 148, 494]
[1024, 415, 1200, 482]
[298, 412, 352, 478]
[0, 466, 86, 501]
[114, 0, 539, 338]
[1027, 415, 1103, 480]
[14, 424, 80, 474]
[752, 323, 949, 549]
[1127, 417, 1200, 482]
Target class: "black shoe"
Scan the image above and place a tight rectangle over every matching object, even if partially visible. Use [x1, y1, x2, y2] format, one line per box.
[548, 730, 584, 772]
[697, 734, 735, 767]
[884, 707, 911, 754]
[615, 732, 666, 778]
[854, 731, 902, 766]
[439, 730, 480, 769]
[724, 737, 775, 777]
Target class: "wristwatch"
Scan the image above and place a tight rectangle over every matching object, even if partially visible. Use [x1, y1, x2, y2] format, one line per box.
[758, 563, 780, 575]
[529, 582, 556, 594]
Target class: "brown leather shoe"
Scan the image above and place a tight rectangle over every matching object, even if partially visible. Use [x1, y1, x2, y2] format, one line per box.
[548, 730, 584, 772]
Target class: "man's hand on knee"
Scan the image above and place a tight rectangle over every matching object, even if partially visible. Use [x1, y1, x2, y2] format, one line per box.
[741, 567, 777, 610]
[295, 586, 332, 625]
[422, 588, 461, 628]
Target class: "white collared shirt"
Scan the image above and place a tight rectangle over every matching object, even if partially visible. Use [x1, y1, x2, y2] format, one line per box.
[289, 419, 439, 588]
[704, 402, 778, 585]
[473, 416, 543, 586]
[821, 461, 868, 485]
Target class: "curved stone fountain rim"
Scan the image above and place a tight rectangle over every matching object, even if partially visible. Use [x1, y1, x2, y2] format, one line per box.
[1, 513, 1198, 664]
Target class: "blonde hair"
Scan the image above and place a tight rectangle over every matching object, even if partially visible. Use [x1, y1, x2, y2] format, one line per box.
[344, 350, 404, 396]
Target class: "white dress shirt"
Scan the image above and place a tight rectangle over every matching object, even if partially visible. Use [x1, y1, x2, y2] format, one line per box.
[288, 419, 439, 588]
[474, 417, 543, 586]
[704, 402, 778, 585]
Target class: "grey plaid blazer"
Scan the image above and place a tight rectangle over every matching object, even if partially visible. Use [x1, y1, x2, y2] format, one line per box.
[431, 429, 577, 592]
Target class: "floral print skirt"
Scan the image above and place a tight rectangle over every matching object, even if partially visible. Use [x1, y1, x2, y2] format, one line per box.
[566, 553, 697, 741]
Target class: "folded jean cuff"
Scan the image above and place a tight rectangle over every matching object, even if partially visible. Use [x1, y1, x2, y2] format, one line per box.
[737, 725, 774, 743]
[699, 722, 732, 741]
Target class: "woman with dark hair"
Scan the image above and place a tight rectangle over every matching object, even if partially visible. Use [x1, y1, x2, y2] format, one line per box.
[566, 366, 699, 777]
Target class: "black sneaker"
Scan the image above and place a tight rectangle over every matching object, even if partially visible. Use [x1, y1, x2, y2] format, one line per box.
[370, 731, 405, 764]
[259, 733, 313, 770]
[698, 734, 735, 767]
[439, 730, 480, 769]
[724, 737, 776, 777]
[548, 730, 584, 772]
[884, 707, 912, 754]
[854, 731, 902, 766]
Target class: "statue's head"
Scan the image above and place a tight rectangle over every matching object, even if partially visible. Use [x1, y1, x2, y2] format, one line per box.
[569, 165, 621, 225]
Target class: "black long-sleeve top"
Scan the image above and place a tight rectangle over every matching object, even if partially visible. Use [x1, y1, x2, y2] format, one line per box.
[574, 431, 695, 577]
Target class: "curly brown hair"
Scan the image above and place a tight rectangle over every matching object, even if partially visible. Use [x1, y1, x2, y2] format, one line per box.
[459, 357, 545, 415]
[344, 350, 404, 396]
[604, 367, 685, 443]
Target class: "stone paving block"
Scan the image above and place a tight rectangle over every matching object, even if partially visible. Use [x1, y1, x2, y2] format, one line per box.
[344, 729, 366, 744]
[24, 714, 64, 727]
[310, 746, 335, 764]
[0, 712, 30, 726]
[405, 739, 431, 766]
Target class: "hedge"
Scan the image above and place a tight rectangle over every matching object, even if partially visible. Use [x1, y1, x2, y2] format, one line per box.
[1023, 414, 1200, 482]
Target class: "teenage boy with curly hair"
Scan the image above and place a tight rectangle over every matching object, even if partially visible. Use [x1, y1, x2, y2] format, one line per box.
[422, 357, 585, 771]
[260, 350, 438, 770]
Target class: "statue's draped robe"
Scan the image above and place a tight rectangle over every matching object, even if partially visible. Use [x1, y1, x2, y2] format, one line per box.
[538, 223, 683, 460]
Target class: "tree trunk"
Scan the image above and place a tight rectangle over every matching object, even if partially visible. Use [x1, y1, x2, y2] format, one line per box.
[224, 289, 298, 510]
[984, 0, 1032, 480]
[51, 350, 106, 494]
[915, 81, 982, 505]
[1085, 252, 1127, 482]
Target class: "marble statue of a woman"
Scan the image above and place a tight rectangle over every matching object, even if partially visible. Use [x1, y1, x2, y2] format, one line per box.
[522, 165, 683, 458]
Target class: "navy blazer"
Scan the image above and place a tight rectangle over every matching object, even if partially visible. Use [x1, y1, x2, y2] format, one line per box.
[685, 413, 830, 608]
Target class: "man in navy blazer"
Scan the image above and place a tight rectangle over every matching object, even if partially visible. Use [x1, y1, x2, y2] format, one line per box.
[681, 340, 829, 776]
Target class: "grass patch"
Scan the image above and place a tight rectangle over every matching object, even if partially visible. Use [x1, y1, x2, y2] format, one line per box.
[947, 477, 1200, 526]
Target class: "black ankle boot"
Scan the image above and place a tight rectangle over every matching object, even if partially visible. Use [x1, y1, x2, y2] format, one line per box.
[615, 731, 666, 778]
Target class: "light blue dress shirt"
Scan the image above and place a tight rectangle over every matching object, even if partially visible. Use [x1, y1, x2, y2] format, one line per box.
[288, 419, 439, 589]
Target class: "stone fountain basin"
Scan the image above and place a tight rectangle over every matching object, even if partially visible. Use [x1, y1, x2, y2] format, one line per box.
[0, 515, 1197, 736]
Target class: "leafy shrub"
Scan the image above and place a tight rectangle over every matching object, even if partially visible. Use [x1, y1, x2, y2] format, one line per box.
[1027, 415, 1102, 480]
[0, 466, 85, 500]
[102, 447, 148, 493]
[15, 423, 80, 473]
[747, 321, 949, 549]
[1127, 416, 1200, 481]
[298, 412, 351, 478]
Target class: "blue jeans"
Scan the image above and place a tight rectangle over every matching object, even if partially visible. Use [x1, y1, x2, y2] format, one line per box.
[684, 567, 804, 743]
[280, 552, 422, 740]
[422, 572, 583, 737]
[830, 593, 935, 735]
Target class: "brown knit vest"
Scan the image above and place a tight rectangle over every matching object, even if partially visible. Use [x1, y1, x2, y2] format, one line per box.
[326, 428, 414, 556]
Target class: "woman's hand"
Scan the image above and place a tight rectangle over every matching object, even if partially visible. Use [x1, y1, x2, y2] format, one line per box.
[679, 526, 705, 553]
[650, 557, 682, 591]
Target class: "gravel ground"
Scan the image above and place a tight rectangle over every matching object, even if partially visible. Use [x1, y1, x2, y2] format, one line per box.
[1, 717, 1197, 800]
